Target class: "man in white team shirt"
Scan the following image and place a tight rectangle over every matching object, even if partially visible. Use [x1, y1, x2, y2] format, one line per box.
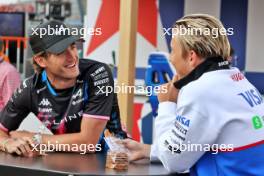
[122, 14, 264, 176]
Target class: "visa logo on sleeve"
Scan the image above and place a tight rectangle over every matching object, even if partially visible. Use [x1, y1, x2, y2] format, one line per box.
[176, 115, 190, 128]
[238, 88, 263, 108]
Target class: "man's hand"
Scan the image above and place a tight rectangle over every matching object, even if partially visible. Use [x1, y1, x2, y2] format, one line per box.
[158, 75, 180, 103]
[122, 138, 150, 161]
[9, 130, 34, 139]
[4, 137, 35, 157]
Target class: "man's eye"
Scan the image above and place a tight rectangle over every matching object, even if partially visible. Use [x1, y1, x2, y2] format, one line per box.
[71, 42, 77, 48]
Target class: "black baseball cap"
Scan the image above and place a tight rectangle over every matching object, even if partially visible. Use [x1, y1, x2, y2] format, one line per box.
[29, 20, 81, 55]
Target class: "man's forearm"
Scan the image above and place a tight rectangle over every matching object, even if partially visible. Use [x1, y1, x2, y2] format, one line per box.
[8, 131, 100, 153]
[8, 118, 106, 153]
[0, 129, 9, 139]
[39, 117, 107, 153]
[10, 131, 98, 146]
[40, 132, 100, 153]
[42, 132, 97, 145]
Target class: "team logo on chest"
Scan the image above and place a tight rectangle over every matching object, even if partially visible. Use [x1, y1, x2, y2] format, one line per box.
[38, 98, 53, 114]
[72, 88, 84, 105]
[39, 98, 52, 106]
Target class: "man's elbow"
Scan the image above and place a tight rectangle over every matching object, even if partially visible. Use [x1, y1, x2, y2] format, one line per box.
[165, 162, 189, 173]
[159, 154, 191, 173]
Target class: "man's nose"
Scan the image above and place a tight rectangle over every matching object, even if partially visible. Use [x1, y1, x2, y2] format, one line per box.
[65, 46, 76, 60]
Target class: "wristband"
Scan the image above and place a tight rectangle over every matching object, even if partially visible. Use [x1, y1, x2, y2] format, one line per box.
[0, 138, 11, 152]
[32, 134, 42, 145]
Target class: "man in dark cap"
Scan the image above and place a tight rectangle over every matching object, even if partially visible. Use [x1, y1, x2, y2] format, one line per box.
[0, 20, 126, 157]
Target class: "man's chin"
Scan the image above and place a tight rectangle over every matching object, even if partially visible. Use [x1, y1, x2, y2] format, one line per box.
[60, 72, 78, 80]
[67, 73, 79, 79]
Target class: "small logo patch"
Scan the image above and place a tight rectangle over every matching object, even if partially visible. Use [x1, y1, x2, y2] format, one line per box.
[39, 98, 52, 106]
[252, 115, 263, 129]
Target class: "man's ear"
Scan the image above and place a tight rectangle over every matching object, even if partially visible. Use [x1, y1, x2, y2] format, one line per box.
[33, 55, 47, 68]
[188, 50, 203, 68]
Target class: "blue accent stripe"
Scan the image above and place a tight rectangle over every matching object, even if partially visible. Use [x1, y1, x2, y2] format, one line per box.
[159, 0, 184, 51]
[83, 81, 89, 104]
[245, 72, 264, 94]
[220, 0, 248, 71]
[41, 70, 58, 96]
[195, 143, 264, 176]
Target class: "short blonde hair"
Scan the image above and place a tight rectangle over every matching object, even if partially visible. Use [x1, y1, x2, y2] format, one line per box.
[172, 14, 230, 59]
